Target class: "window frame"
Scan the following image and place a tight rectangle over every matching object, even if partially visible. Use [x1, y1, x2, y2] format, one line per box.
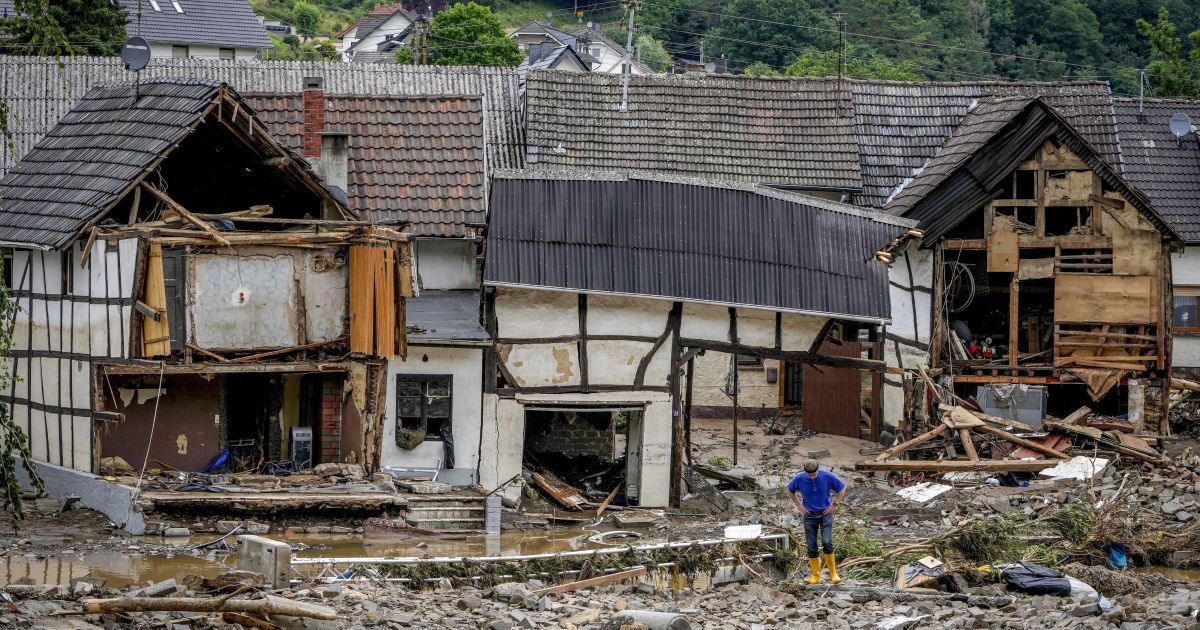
[171, 45, 189, 59]
[1174, 286, 1200, 334]
[395, 374, 452, 441]
[219, 48, 236, 61]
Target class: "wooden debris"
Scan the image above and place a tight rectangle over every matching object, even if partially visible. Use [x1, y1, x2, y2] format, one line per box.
[81, 594, 338, 620]
[856, 460, 1058, 472]
[976, 424, 1070, 460]
[596, 482, 622, 517]
[1061, 407, 1094, 426]
[530, 471, 587, 511]
[141, 182, 232, 248]
[534, 567, 648, 594]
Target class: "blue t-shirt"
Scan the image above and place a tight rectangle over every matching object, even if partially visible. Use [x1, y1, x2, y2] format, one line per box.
[787, 469, 846, 512]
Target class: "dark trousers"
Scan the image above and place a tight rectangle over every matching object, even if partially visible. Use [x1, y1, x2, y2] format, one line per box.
[803, 513, 834, 558]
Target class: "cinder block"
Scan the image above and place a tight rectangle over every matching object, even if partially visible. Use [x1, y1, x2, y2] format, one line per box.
[236, 535, 291, 589]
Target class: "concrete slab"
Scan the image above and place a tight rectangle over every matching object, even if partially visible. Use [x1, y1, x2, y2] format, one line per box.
[14, 457, 145, 534]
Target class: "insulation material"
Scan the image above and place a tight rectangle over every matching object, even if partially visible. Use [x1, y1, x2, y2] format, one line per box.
[141, 243, 171, 357]
[1018, 258, 1055, 280]
[192, 254, 298, 349]
[494, 287, 579, 339]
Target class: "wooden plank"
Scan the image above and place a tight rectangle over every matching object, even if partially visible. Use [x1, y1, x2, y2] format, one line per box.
[987, 231, 1019, 272]
[1009, 276, 1019, 369]
[976, 425, 1071, 459]
[1112, 230, 1159, 276]
[854, 460, 1058, 472]
[530, 471, 587, 510]
[141, 243, 171, 358]
[140, 183, 232, 248]
[1054, 275, 1157, 324]
[1018, 258, 1054, 280]
[535, 567, 648, 594]
[874, 424, 948, 462]
[958, 428, 979, 461]
[373, 246, 395, 357]
[348, 245, 376, 354]
[596, 483, 622, 517]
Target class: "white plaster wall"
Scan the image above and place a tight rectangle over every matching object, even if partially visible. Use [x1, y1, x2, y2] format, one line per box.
[1173, 246, 1200, 368]
[347, 13, 412, 55]
[494, 287, 578, 338]
[882, 245, 934, 428]
[690, 352, 781, 410]
[587, 294, 671, 337]
[148, 43, 259, 59]
[586, 339, 655, 386]
[415, 239, 476, 290]
[478, 394, 525, 502]
[380, 346, 484, 470]
[780, 312, 827, 352]
[680, 303, 730, 342]
[498, 342, 581, 387]
[191, 255, 299, 349]
[736, 308, 776, 348]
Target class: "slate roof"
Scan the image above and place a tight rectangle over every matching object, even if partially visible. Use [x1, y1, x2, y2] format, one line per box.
[569, 25, 653, 74]
[851, 80, 1122, 209]
[345, 3, 416, 50]
[245, 93, 486, 237]
[406, 290, 488, 343]
[485, 170, 914, 322]
[1113, 97, 1200, 243]
[884, 97, 1177, 243]
[524, 72, 861, 190]
[886, 97, 1034, 216]
[511, 21, 577, 46]
[119, 0, 271, 50]
[0, 78, 223, 247]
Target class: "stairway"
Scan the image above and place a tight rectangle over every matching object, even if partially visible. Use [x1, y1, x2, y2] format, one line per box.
[403, 495, 487, 531]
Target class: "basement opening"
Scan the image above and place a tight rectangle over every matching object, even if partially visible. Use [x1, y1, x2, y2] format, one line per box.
[522, 406, 645, 507]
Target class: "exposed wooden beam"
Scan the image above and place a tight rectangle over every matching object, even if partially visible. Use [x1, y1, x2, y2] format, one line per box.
[139, 182, 233, 248]
[854, 459, 1058, 472]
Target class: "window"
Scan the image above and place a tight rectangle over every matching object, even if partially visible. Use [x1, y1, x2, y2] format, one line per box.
[1174, 287, 1200, 333]
[171, 45, 189, 59]
[396, 375, 451, 440]
[171, 0, 183, 12]
[219, 48, 235, 61]
[736, 354, 762, 367]
[148, 0, 161, 10]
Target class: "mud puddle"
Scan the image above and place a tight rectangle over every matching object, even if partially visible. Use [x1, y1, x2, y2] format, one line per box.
[1130, 566, 1200, 581]
[1, 527, 663, 588]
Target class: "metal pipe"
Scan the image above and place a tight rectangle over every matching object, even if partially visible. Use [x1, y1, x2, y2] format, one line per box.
[290, 533, 787, 566]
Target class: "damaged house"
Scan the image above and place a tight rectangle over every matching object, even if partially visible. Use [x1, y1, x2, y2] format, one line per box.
[0, 78, 411, 524]
[245, 80, 490, 486]
[479, 171, 913, 507]
[882, 96, 1180, 434]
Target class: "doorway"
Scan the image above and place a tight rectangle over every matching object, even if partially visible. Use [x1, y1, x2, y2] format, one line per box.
[522, 406, 645, 506]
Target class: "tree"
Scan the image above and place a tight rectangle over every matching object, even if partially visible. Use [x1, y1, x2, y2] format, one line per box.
[1, 0, 123, 56]
[706, 0, 838, 69]
[785, 47, 924, 80]
[421, 2, 521, 67]
[1137, 7, 1200, 98]
[638, 0, 723, 54]
[636, 34, 672, 72]
[292, 1, 322, 36]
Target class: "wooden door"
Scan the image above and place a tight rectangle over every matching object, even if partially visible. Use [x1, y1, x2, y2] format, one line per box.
[802, 341, 863, 438]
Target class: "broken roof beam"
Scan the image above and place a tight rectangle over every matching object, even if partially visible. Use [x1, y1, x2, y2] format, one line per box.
[854, 460, 1059, 472]
[139, 182, 232, 247]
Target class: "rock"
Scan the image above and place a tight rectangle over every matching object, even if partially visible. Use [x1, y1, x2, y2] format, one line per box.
[456, 595, 482, 611]
[394, 479, 452, 494]
[142, 579, 177, 598]
[1161, 499, 1182, 514]
[329, 526, 353, 534]
[215, 520, 269, 534]
[491, 582, 530, 603]
[162, 527, 190, 537]
[1071, 601, 1101, 617]
[1175, 510, 1194, 522]
[321, 584, 343, 599]
[485, 621, 513, 630]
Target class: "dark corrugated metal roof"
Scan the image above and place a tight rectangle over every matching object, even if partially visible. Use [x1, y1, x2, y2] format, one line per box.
[1113, 97, 1200, 244]
[407, 290, 488, 343]
[524, 72, 862, 191]
[484, 171, 913, 322]
[245, 93, 487, 237]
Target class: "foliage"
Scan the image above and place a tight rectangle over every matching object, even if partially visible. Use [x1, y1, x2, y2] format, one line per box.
[1137, 7, 1200, 98]
[706, 455, 733, 470]
[636, 34, 672, 72]
[423, 2, 522, 67]
[785, 47, 924, 80]
[292, 1, 323, 35]
[705, 0, 838, 69]
[1046, 501, 1097, 546]
[1, 0, 125, 56]
[936, 515, 1024, 563]
[832, 521, 884, 561]
[264, 33, 340, 60]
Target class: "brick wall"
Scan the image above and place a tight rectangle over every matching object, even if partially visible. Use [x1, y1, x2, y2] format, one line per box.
[525, 411, 616, 460]
[318, 378, 342, 462]
[302, 88, 324, 158]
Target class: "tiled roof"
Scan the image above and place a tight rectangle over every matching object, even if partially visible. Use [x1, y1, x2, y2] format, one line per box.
[245, 93, 486, 237]
[511, 21, 576, 46]
[569, 26, 653, 74]
[524, 71, 861, 190]
[1113, 97, 1200, 243]
[0, 78, 223, 247]
[485, 170, 914, 321]
[347, 4, 416, 48]
[885, 97, 1033, 216]
[851, 80, 1121, 209]
[122, 0, 271, 49]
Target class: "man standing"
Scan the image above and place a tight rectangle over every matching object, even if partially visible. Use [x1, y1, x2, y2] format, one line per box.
[787, 460, 847, 584]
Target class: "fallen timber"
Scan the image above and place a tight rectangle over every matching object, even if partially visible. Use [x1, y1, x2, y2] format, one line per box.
[854, 460, 1058, 472]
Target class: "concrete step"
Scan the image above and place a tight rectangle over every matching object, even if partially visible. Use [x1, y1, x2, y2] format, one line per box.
[405, 517, 484, 531]
[405, 506, 485, 520]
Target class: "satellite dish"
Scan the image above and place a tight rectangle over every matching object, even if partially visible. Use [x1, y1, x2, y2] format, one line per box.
[121, 36, 151, 71]
[1169, 112, 1193, 138]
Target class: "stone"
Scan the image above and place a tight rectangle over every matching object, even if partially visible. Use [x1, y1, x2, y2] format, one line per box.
[329, 526, 353, 534]
[1071, 601, 1101, 617]
[395, 479, 452, 494]
[1175, 510, 1194, 522]
[321, 584, 343, 599]
[217, 520, 269, 534]
[491, 582, 530, 603]
[485, 622, 513, 630]
[162, 527, 190, 537]
[456, 595, 482, 611]
[1161, 500, 1182, 514]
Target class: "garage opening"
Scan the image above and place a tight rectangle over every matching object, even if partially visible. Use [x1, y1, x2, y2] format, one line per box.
[523, 405, 645, 507]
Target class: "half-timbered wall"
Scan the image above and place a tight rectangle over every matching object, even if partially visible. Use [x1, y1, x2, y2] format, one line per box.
[7, 239, 138, 471]
[882, 246, 934, 429]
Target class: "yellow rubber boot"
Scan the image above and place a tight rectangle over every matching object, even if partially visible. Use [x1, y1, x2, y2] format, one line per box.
[804, 557, 822, 584]
[825, 553, 842, 584]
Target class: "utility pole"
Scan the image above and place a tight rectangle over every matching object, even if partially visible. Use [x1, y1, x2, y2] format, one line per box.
[412, 17, 421, 65]
[619, 0, 639, 112]
[833, 12, 846, 117]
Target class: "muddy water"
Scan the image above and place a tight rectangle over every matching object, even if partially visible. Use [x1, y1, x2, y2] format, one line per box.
[1130, 566, 1200, 581]
[1, 528, 662, 588]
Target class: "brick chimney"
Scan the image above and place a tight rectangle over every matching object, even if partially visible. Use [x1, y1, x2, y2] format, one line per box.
[302, 76, 325, 158]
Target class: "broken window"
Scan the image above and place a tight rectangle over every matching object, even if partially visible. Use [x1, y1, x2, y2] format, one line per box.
[396, 375, 451, 440]
[1044, 206, 1093, 237]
